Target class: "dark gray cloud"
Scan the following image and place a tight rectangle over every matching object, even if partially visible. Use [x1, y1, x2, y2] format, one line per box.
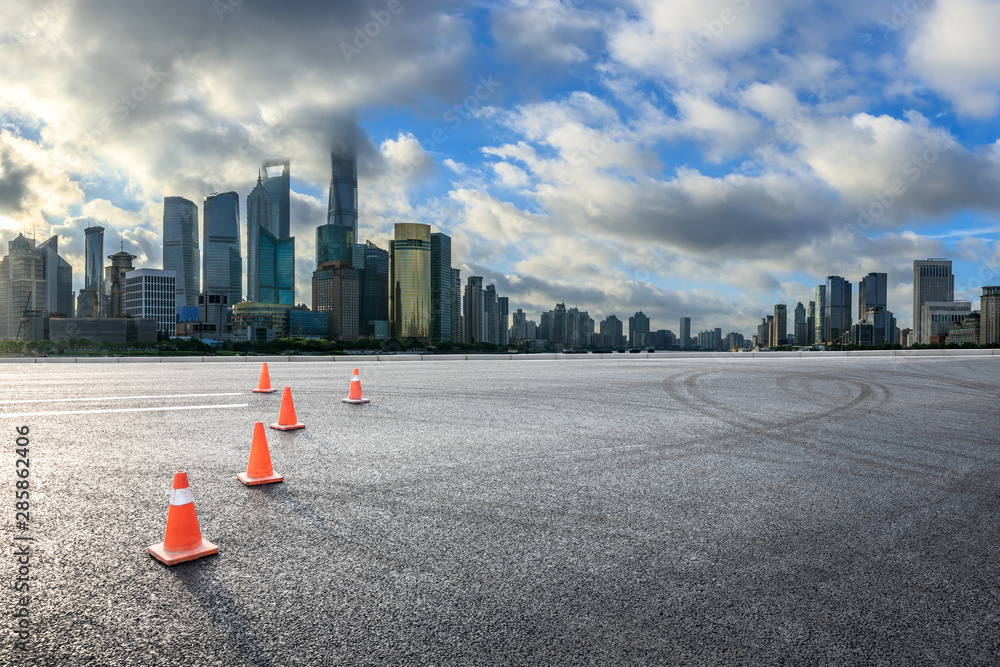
[0, 145, 35, 214]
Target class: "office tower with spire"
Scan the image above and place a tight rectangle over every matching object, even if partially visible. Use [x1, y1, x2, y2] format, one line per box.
[203, 192, 242, 305]
[162, 196, 200, 308]
[913, 259, 954, 345]
[0, 234, 46, 340]
[247, 172, 294, 305]
[105, 237, 136, 318]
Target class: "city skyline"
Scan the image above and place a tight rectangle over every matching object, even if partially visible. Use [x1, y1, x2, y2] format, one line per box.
[2, 2, 1000, 334]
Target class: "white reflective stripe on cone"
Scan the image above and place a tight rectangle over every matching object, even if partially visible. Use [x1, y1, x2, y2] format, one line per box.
[170, 487, 194, 505]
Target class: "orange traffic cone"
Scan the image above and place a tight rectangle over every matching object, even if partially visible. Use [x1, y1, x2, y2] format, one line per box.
[238, 421, 283, 485]
[252, 362, 277, 393]
[148, 471, 219, 566]
[342, 368, 370, 404]
[270, 386, 304, 430]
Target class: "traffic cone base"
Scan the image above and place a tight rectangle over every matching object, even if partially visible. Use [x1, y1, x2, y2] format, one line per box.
[237, 470, 284, 486]
[270, 386, 304, 430]
[343, 368, 369, 404]
[148, 539, 219, 566]
[148, 471, 218, 566]
[252, 362, 277, 393]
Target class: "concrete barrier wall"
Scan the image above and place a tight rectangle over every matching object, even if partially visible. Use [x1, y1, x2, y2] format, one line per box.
[5, 348, 1000, 364]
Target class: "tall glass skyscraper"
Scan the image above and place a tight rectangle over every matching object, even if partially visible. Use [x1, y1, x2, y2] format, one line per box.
[450, 268, 461, 342]
[33, 235, 73, 317]
[327, 149, 358, 239]
[316, 224, 354, 268]
[163, 196, 200, 308]
[814, 285, 826, 343]
[261, 158, 290, 239]
[76, 225, 105, 317]
[389, 223, 431, 340]
[203, 191, 242, 305]
[859, 272, 888, 316]
[430, 232, 453, 342]
[359, 241, 389, 337]
[913, 259, 953, 344]
[247, 174, 294, 305]
[825, 276, 852, 343]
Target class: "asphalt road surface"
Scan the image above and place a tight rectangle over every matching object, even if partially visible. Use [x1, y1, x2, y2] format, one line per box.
[1, 356, 999, 665]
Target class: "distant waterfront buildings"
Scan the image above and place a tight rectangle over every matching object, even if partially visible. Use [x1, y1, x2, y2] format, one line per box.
[921, 301, 971, 344]
[771, 304, 787, 348]
[162, 196, 200, 308]
[599, 315, 624, 347]
[629, 311, 650, 347]
[679, 317, 691, 349]
[980, 286, 1000, 346]
[0, 234, 46, 341]
[202, 191, 242, 305]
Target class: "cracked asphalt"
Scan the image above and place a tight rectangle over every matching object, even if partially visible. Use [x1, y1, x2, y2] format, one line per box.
[1, 356, 999, 665]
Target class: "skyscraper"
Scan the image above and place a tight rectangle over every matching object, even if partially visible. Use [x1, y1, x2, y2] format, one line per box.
[163, 196, 200, 308]
[451, 268, 462, 343]
[247, 173, 294, 305]
[859, 272, 888, 316]
[328, 148, 358, 239]
[679, 317, 691, 349]
[771, 304, 787, 347]
[814, 284, 827, 344]
[358, 241, 389, 337]
[203, 191, 242, 305]
[629, 311, 650, 347]
[313, 260, 359, 341]
[430, 232, 453, 342]
[599, 315, 624, 347]
[33, 236, 73, 317]
[913, 259, 953, 345]
[498, 296, 509, 346]
[825, 276, 852, 343]
[793, 302, 807, 345]
[806, 300, 816, 345]
[389, 223, 431, 340]
[261, 158, 291, 239]
[0, 234, 46, 340]
[484, 283, 499, 345]
[77, 225, 105, 317]
[124, 268, 176, 333]
[463, 276, 484, 344]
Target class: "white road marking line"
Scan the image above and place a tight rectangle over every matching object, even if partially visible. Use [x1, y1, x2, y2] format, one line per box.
[0, 404, 249, 418]
[0, 392, 243, 405]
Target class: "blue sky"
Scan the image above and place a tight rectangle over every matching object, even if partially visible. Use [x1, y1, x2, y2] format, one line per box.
[2, 0, 1000, 335]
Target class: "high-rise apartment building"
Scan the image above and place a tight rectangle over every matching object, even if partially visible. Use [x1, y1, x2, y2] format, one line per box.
[163, 196, 200, 308]
[771, 304, 787, 347]
[806, 300, 816, 345]
[389, 223, 431, 341]
[825, 276, 851, 343]
[497, 296, 509, 346]
[599, 315, 624, 347]
[629, 311, 650, 347]
[430, 233, 453, 342]
[261, 158, 291, 239]
[203, 192, 242, 305]
[124, 268, 176, 333]
[0, 234, 46, 341]
[247, 174, 294, 305]
[463, 276, 484, 344]
[913, 259, 953, 345]
[484, 284, 499, 345]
